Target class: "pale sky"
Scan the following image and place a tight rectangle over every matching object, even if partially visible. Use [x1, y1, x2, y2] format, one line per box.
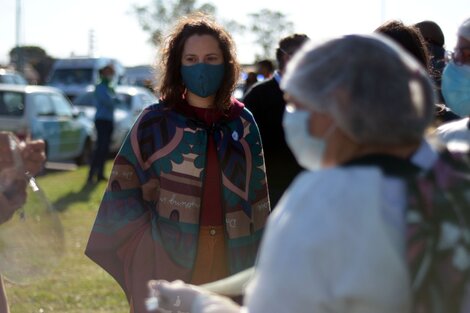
[0, 0, 469, 67]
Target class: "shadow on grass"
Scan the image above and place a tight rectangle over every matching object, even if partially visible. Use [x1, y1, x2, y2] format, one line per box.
[41, 160, 113, 213]
[52, 182, 98, 212]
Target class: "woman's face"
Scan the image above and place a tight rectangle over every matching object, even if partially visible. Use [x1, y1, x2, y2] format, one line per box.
[181, 34, 224, 66]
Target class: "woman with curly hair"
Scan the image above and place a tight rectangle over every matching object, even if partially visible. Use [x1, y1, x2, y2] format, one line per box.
[85, 13, 270, 313]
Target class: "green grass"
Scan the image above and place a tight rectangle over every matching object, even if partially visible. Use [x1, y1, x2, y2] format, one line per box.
[5, 161, 129, 313]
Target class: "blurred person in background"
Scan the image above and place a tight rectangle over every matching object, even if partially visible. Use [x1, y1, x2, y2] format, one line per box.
[85, 13, 270, 313]
[375, 20, 429, 68]
[242, 71, 258, 95]
[243, 34, 308, 207]
[0, 132, 45, 313]
[376, 19, 460, 126]
[87, 64, 118, 184]
[434, 19, 470, 147]
[414, 20, 447, 103]
[149, 33, 470, 313]
[442, 17, 470, 118]
[255, 59, 274, 80]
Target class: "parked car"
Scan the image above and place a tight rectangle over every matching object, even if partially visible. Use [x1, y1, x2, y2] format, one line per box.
[0, 84, 95, 165]
[46, 57, 125, 102]
[73, 85, 157, 153]
[0, 69, 28, 85]
[121, 65, 157, 91]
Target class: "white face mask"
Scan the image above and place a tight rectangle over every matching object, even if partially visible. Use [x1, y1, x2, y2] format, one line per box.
[282, 108, 335, 171]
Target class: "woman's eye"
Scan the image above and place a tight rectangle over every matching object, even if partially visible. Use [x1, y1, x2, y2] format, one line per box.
[207, 56, 220, 63]
[184, 57, 197, 64]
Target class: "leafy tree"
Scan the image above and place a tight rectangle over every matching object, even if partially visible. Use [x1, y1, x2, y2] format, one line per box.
[9, 46, 47, 66]
[132, 0, 216, 46]
[131, 2, 294, 64]
[9, 46, 54, 84]
[248, 9, 294, 61]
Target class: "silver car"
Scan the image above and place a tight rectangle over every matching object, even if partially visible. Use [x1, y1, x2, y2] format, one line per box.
[73, 85, 157, 153]
[0, 69, 28, 85]
[0, 85, 95, 164]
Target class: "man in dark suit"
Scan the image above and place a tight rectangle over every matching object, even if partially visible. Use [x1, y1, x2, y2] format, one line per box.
[243, 34, 309, 207]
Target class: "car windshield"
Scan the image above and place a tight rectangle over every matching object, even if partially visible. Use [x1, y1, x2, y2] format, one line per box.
[73, 92, 94, 107]
[0, 91, 25, 116]
[73, 91, 132, 110]
[116, 93, 132, 110]
[49, 68, 93, 85]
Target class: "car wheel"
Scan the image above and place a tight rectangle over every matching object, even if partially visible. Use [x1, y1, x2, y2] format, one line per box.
[75, 138, 92, 165]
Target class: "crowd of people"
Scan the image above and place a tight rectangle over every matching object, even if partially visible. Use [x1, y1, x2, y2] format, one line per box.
[88, 13, 470, 313]
[146, 17, 470, 312]
[2, 9, 470, 313]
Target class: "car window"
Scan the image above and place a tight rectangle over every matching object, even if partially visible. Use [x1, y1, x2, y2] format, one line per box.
[73, 92, 94, 107]
[13, 74, 28, 85]
[51, 93, 73, 117]
[117, 93, 132, 110]
[0, 75, 15, 84]
[140, 94, 154, 106]
[33, 94, 55, 116]
[132, 95, 142, 109]
[49, 68, 93, 85]
[139, 93, 156, 108]
[0, 91, 25, 116]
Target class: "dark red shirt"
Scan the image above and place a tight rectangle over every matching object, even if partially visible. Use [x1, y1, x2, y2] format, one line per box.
[190, 106, 224, 226]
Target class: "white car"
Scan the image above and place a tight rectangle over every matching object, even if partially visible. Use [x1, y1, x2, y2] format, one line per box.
[0, 84, 95, 164]
[0, 69, 28, 85]
[46, 57, 126, 102]
[73, 85, 157, 153]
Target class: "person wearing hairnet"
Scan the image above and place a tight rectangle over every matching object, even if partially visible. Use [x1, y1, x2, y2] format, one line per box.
[145, 34, 456, 313]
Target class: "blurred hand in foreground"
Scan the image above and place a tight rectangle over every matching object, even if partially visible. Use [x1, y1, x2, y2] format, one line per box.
[149, 280, 241, 313]
[21, 139, 46, 176]
[0, 132, 45, 224]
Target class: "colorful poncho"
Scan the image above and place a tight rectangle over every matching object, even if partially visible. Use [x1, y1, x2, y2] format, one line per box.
[85, 99, 270, 312]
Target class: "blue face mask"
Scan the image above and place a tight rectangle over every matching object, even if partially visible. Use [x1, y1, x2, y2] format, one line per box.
[181, 63, 225, 98]
[442, 61, 470, 117]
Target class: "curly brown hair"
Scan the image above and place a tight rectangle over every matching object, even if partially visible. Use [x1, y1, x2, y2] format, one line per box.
[157, 13, 240, 112]
[375, 20, 430, 70]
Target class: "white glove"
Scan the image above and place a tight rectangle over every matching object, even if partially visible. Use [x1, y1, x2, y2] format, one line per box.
[148, 280, 242, 313]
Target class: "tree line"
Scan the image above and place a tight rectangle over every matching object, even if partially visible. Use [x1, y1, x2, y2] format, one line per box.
[7, 0, 294, 84]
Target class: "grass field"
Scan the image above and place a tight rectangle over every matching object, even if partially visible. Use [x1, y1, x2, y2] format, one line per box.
[5, 162, 129, 313]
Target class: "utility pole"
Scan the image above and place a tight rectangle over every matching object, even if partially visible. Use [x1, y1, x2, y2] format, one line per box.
[15, 0, 23, 73]
[88, 29, 95, 57]
[381, 0, 386, 23]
